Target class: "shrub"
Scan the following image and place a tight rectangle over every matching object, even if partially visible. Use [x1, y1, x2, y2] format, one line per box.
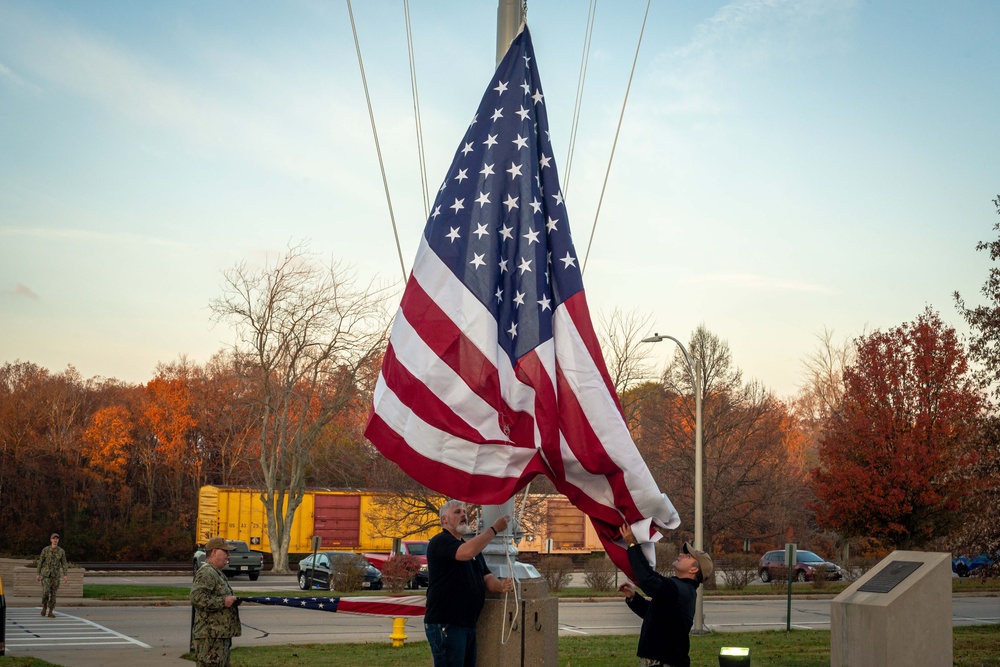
[330, 558, 367, 592]
[380, 554, 422, 593]
[811, 564, 831, 589]
[537, 556, 574, 592]
[582, 556, 617, 592]
[844, 557, 879, 582]
[719, 553, 758, 590]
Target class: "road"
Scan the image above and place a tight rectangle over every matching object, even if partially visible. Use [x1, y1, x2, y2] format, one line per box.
[3, 572, 997, 666]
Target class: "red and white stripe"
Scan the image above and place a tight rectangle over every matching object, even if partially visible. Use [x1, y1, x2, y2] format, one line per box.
[366, 237, 679, 578]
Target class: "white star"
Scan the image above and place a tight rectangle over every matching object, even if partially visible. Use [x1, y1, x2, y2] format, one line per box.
[455, 168, 468, 183]
[516, 106, 530, 121]
[507, 162, 523, 178]
[483, 134, 499, 149]
[499, 257, 508, 273]
[446, 227, 460, 242]
[450, 198, 465, 213]
[470, 253, 486, 269]
[553, 191, 564, 206]
[439, 182, 447, 193]
[461, 142, 474, 156]
[473, 222, 490, 238]
[499, 224, 514, 241]
[494, 80, 508, 94]
[560, 252, 577, 268]
[513, 291, 525, 307]
[469, 113, 478, 127]
[523, 227, 540, 245]
[491, 108, 504, 122]
[518, 257, 533, 274]
[512, 134, 529, 150]
[475, 191, 491, 207]
[538, 294, 552, 311]
[520, 80, 531, 95]
[522, 54, 531, 67]
[495, 286, 503, 303]
[539, 153, 552, 169]
[507, 322, 518, 338]
[529, 198, 542, 214]
[431, 205, 441, 220]
[546, 216, 558, 232]
[532, 89, 544, 105]
[504, 194, 519, 211]
[480, 163, 495, 177]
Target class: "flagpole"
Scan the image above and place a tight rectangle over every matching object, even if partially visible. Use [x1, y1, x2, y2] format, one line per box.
[479, 0, 537, 582]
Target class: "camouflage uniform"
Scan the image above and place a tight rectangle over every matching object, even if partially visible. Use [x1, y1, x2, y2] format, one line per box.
[190, 561, 242, 667]
[37, 544, 68, 615]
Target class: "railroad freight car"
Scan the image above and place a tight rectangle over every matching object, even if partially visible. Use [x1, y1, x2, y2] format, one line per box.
[196, 486, 440, 555]
[513, 495, 604, 556]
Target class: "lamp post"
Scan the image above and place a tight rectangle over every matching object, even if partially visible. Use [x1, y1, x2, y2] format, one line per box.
[641, 333, 706, 633]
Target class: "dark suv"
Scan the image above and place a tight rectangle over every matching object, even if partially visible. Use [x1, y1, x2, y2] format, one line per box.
[758, 550, 843, 582]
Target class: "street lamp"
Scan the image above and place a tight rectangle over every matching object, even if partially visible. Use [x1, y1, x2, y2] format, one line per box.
[641, 332, 706, 634]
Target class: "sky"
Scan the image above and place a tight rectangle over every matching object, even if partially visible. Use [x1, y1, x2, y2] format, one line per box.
[1, 0, 998, 399]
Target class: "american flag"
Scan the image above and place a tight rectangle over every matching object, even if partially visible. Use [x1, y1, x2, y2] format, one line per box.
[364, 26, 679, 579]
[241, 595, 426, 617]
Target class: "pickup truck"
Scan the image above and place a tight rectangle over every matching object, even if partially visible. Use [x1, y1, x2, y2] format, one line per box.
[193, 539, 265, 580]
[364, 540, 429, 589]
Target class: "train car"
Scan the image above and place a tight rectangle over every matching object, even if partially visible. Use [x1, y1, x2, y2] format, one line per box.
[197, 486, 605, 558]
[197, 486, 440, 555]
[512, 495, 604, 556]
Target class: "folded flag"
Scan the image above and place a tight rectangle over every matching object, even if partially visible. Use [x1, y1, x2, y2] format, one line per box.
[241, 595, 426, 617]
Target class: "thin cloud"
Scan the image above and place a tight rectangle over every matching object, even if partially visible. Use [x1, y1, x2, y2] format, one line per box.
[688, 272, 835, 294]
[3, 283, 39, 299]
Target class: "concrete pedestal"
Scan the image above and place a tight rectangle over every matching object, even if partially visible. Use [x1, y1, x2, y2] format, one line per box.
[476, 578, 557, 667]
[830, 551, 951, 667]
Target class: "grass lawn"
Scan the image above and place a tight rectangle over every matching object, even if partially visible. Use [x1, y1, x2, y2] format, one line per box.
[2, 625, 996, 666]
[206, 625, 999, 666]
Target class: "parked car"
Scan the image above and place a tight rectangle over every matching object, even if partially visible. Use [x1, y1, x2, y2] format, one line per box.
[193, 539, 264, 580]
[758, 550, 843, 582]
[952, 553, 995, 578]
[297, 552, 383, 591]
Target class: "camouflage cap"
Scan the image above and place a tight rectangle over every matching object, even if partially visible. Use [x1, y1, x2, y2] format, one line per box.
[204, 537, 235, 552]
[50, 533, 60, 539]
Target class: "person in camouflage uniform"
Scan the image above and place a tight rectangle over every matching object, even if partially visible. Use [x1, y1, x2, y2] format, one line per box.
[35, 532, 68, 617]
[190, 536, 242, 667]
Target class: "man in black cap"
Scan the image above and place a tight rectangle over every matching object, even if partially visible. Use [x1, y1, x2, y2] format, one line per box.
[617, 524, 714, 667]
[190, 537, 242, 667]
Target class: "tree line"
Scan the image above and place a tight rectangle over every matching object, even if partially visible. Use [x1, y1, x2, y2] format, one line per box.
[2, 199, 999, 567]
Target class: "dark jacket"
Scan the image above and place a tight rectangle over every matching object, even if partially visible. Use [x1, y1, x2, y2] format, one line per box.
[625, 545, 698, 667]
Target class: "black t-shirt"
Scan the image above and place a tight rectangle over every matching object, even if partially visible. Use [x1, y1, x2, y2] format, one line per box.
[424, 530, 491, 627]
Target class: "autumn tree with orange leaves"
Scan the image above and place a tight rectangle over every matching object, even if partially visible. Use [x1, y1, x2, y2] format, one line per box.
[811, 307, 983, 549]
[631, 326, 811, 557]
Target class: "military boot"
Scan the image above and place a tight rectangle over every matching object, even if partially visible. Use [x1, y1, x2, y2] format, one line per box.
[47, 608, 55, 618]
[40, 605, 47, 616]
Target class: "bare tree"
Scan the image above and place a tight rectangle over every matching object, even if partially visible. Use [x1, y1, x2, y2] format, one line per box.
[598, 307, 656, 429]
[210, 243, 394, 572]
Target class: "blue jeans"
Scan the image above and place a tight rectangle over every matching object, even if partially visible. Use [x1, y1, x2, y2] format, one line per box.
[425, 623, 477, 667]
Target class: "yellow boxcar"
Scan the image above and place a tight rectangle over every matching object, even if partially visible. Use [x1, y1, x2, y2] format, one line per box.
[197, 486, 441, 554]
[513, 495, 604, 555]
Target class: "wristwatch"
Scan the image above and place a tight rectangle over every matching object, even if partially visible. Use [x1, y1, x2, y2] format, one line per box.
[627, 542, 636, 548]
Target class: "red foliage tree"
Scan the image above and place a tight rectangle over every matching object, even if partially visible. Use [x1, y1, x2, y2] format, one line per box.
[811, 307, 984, 549]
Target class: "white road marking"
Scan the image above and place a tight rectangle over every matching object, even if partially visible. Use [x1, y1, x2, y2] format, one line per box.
[4, 608, 151, 650]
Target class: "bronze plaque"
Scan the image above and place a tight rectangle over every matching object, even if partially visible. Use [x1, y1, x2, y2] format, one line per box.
[858, 560, 922, 593]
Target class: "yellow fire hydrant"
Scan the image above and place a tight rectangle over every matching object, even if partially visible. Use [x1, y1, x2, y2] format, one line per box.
[390, 617, 408, 647]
